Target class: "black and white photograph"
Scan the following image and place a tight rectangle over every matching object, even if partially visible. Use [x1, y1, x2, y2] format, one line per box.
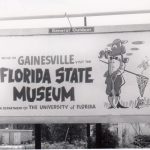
[0, 0, 150, 149]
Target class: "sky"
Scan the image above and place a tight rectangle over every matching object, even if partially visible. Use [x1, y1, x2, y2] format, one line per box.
[0, 0, 150, 16]
[0, 0, 150, 28]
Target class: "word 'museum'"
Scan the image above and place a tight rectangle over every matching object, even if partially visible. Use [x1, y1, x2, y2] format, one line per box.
[0, 67, 93, 102]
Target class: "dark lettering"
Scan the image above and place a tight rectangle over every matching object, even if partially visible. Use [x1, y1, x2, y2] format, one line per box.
[61, 86, 75, 101]
[85, 67, 93, 83]
[56, 67, 64, 83]
[37, 87, 45, 101]
[52, 87, 61, 101]
[27, 87, 36, 102]
[1, 68, 8, 82]
[46, 87, 52, 101]
[8, 69, 14, 82]
[23, 68, 30, 83]
[43, 69, 51, 83]
[70, 69, 78, 83]
[15, 69, 23, 82]
[13, 86, 26, 101]
[36, 69, 43, 83]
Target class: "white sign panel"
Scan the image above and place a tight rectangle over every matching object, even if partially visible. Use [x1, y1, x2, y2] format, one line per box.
[0, 26, 150, 123]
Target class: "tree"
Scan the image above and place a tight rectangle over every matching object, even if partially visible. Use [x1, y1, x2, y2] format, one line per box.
[133, 135, 150, 148]
[41, 124, 87, 143]
[93, 124, 119, 148]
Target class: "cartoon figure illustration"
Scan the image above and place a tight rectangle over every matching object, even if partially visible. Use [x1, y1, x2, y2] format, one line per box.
[136, 57, 150, 108]
[99, 39, 129, 108]
[99, 39, 150, 109]
[138, 56, 150, 74]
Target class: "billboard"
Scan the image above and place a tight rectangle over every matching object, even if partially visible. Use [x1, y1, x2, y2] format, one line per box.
[0, 25, 150, 123]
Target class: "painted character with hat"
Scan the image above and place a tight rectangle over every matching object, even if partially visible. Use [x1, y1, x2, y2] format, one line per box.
[99, 39, 129, 108]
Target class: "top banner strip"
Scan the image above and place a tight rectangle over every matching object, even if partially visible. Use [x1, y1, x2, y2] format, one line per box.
[1, 24, 150, 36]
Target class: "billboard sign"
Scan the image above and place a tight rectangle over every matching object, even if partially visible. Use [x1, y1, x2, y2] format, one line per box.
[0, 25, 150, 123]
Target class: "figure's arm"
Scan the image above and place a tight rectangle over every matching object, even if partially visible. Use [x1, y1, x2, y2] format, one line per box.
[99, 49, 111, 59]
[117, 60, 126, 75]
[117, 57, 129, 75]
[112, 59, 126, 78]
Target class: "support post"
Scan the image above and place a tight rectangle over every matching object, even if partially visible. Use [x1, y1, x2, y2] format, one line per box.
[35, 124, 41, 149]
[84, 17, 91, 148]
[96, 123, 103, 148]
[87, 124, 91, 148]
[84, 16, 87, 26]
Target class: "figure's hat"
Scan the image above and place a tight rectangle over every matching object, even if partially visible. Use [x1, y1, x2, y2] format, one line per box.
[107, 39, 128, 47]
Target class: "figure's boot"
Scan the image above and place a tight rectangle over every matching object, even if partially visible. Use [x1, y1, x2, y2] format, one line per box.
[113, 96, 119, 108]
[135, 97, 144, 109]
[116, 96, 128, 108]
[108, 96, 115, 108]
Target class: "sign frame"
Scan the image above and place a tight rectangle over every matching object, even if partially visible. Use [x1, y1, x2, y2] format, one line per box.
[0, 24, 150, 123]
